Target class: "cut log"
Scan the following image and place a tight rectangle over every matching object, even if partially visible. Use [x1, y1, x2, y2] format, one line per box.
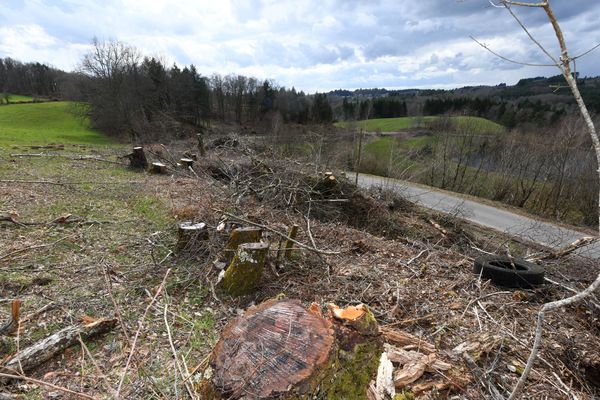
[150, 162, 167, 174]
[2, 317, 116, 375]
[180, 158, 194, 168]
[177, 221, 208, 252]
[127, 147, 148, 169]
[223, 226, 262, 263]
[219, 242, 269, 296]
[199, 299, 382, 399]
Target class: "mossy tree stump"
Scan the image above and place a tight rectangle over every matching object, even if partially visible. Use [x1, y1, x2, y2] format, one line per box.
[177, 222, 208, 252]
[223, 227, 263, 263]
[219, 242, 269, 296]
[150, 162, 167, 174]
[127, 146, 148, 169]
[199, 299, 382, 399]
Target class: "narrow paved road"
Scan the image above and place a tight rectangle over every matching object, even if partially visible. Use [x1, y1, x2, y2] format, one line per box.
[353, 173, 600, 259]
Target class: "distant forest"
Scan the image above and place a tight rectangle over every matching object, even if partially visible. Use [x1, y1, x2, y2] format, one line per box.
[328, 75, 600, 130]
[2, 40, 600, 139]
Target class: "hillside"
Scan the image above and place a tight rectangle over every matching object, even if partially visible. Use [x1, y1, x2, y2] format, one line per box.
[335, 116, 505, 133]
[0, 102, 111, 146]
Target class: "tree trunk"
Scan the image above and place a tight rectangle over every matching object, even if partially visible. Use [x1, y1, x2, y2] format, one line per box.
[150, 162, 167, 174]
[177, 222, 208, 252]
[219, 242, 269, 296]
[223, 227, 262, 263]
[199, 299, 382, 399]
[127, 147, 148, 169]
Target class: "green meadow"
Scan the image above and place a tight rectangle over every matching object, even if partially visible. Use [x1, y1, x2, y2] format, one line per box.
[0, 101, 112, 146]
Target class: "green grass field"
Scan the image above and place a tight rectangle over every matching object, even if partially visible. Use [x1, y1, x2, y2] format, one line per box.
[336, 116, 505, 134]
[0, 101, 112, 146]
[2, 94, 35, 103]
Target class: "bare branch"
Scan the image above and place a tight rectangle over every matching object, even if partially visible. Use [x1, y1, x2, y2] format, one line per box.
[470, 36, 556, 67]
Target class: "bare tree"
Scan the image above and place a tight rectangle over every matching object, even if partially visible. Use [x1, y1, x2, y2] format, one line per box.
[475, 1, 600, 398]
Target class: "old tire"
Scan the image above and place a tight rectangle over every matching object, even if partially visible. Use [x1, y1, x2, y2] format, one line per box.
[473, 256, 544, 288]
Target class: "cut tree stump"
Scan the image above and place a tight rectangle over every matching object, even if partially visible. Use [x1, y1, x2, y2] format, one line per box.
[279, 224, 299, 260]
[2, 317, 116, 375]
[0, 300, 21, 336]
[220, 242, 269, 296]
[127, 147, 148, 169]
[223, 227, 263, 263]
[197, 133, 206, 156]
[180, 158, 194, 168]
[199, 299, 382, 399]
[150, 162, 167, 174]
[177, 221, 208, 252]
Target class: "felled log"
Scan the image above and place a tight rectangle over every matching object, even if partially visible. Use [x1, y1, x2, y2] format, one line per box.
[127, 147, 148, 169]
[220, 242, 269, 296]
[180, 158, 194, 168]
[2, 317, 116, 375]
[177, 221, 208, 252]
[150, 162, 167, 174]
[223, 227, 262, 263]
[199, 299, 382, 399]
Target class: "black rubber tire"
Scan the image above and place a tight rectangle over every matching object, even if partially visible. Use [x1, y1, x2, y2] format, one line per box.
[473, 256, 544, 288]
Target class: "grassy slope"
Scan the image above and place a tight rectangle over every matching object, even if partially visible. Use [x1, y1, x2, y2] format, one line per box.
[336, 116, 505, 133]
[5, 94, 35, 103]
[0, 101, 112, 146]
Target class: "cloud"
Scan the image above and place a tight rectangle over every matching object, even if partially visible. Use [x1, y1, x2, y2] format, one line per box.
[0, 0, 599, 91]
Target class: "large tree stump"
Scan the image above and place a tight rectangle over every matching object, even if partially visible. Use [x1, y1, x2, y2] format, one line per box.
[177, 222, 208, 252]
[219, 242, 269, 296]
[150, 162, 167, 174]
[127, 147, 148, 169]
[223, 227, 263, 263]
[199, 299, 382, 399]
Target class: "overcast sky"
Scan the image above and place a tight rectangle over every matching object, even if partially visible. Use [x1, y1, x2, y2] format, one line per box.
[1, 0, 599, 92]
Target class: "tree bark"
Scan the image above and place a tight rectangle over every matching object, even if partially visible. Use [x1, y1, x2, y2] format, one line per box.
[177, 221, 208, 252]
[223, 227, 262, 263]
[150, 162, 167, 174]
[2, 318, 116, 375]
[127, 147, 148, 169]
[219, 242, 269, 296]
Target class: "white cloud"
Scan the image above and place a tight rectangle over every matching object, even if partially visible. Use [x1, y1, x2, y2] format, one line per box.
[0, 0, 599, 91]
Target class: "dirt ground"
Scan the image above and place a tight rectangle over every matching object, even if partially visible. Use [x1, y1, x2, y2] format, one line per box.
[0, 136, 598, 399]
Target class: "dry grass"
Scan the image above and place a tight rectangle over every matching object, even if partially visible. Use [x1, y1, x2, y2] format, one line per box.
[0, 138, 597, 399]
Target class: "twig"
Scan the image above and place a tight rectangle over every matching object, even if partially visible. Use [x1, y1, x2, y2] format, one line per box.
[508, 272, 600, 400]
[0, 235, 73, 261]
[163, 300, 195, 399]
[115, 269, 171, 398]
[463, 353, 503, 400]
[103, 265, 131, 345]
[218, 210, 340, 255]
[0, 371, 95, 399]
[78, 334, 115, 397]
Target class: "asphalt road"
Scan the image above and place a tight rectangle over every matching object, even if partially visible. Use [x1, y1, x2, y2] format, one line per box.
[352, 173, 600, 259]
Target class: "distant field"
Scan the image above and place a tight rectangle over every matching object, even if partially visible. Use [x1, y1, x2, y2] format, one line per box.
[0, 94, 36, 104]
[336, 116, 505, 134]
[0, 101, 112, 146]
